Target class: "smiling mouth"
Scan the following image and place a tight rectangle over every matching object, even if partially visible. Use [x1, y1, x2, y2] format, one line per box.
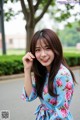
[41, 59, 49, 63]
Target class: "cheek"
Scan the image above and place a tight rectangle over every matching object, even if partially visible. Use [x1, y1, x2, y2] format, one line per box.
[51, 52, 55, 60]
[35, 52, 40, 60]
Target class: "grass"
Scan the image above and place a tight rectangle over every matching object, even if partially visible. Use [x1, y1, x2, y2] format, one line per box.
[0, 55, 24, 61]
[0, 49, 25, 55]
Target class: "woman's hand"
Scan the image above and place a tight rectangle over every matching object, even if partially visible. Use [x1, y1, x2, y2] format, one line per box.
[22, 52, 35, 71]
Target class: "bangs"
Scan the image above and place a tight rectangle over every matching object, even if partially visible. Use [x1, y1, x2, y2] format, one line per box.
[37, 37, 50, 48]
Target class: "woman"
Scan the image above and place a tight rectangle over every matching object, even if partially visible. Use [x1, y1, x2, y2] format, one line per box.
[22, 29, 76, 120]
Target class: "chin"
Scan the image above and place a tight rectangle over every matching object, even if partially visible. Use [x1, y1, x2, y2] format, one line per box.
[41, 63, 50, 67]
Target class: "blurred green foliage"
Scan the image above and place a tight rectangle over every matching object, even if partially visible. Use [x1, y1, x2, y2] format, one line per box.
[59, 22, 80, 46]
[0, 55, 24, 76]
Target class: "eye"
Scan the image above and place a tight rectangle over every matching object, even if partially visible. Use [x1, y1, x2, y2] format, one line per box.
[35, 49, 40, 52]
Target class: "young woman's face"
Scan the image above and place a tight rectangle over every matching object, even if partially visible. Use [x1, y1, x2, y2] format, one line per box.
[35, 39, 54, 72]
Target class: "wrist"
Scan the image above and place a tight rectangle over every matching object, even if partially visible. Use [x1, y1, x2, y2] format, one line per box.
[24, 67, 31, 73]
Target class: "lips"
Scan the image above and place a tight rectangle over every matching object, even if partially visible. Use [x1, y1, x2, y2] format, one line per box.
[41, 58, 49, 63]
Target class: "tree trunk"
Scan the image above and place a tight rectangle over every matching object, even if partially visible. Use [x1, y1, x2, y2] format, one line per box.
[25, 25, 34, 52]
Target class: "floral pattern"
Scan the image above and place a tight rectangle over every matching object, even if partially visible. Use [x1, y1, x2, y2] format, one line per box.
[21, 64, 74, 120]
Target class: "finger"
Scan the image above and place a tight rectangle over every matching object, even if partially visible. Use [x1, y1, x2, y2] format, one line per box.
[22, 52, 35, 62]
[22, 55, 31, 62]
[28, 52, 35, 58]
[26, 55, 33, 61]
[23, 55, 33, 62]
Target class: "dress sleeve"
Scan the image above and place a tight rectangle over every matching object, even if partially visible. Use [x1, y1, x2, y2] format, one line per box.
[51, 74, 74, 119]
[21, 83, 37, 102]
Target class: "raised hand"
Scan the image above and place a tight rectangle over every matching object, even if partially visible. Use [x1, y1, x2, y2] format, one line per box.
[22, 52, 35, 71]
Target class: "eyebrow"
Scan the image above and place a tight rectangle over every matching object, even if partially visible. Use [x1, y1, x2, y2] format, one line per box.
[35, 45, 49, 48]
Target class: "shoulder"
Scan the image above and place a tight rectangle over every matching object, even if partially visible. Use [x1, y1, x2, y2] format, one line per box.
[56, 64, 71, 77]
[55, 64, 73, 83]
[54, 64, 74, 93]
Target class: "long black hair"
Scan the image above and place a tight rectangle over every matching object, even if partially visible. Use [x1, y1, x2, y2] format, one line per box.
[30, 29, 76, 98]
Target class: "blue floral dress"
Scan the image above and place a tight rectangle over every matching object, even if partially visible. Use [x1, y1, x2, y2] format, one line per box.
[21, 64, 74, 120]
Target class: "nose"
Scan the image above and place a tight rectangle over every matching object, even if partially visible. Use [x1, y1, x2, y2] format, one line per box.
[41, 49, 46, 57]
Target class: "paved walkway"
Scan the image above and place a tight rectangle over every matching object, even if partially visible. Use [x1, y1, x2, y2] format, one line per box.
[0, 68, 80, 120]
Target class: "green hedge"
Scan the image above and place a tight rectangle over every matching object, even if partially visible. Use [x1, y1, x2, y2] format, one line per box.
[0, 54, 80, 76]
[0, 55, 24, 76]
[64, 51, 80, 66]
[65, 57, 80, 66]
